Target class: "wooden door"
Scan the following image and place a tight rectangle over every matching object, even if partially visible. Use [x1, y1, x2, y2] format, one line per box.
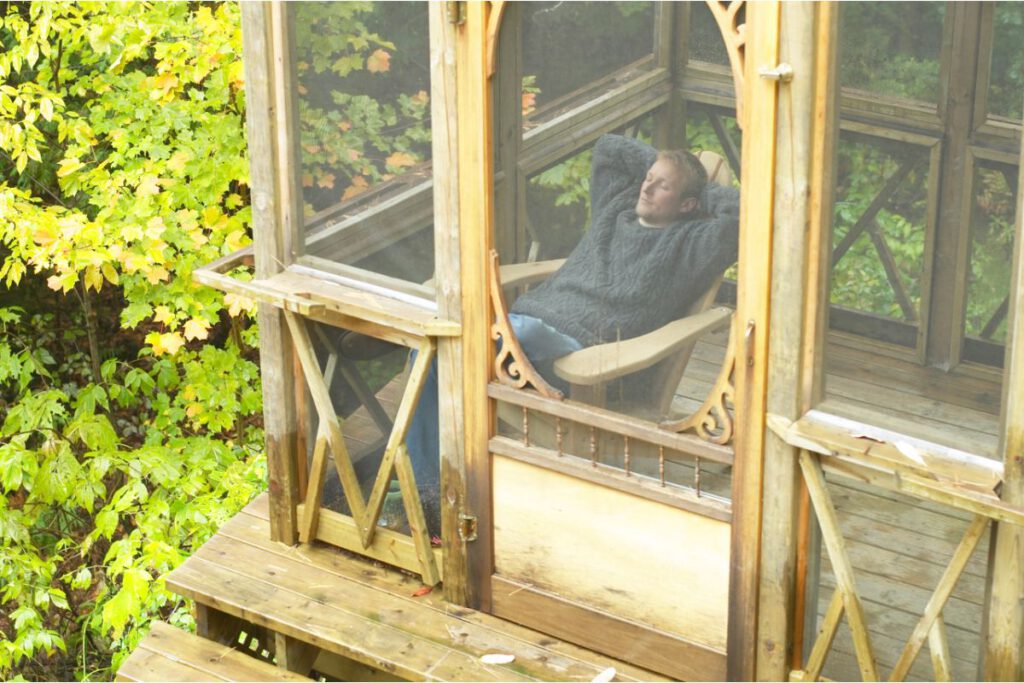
[455, 2, 784, 679]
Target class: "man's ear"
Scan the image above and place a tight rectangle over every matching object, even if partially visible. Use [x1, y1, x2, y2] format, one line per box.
[678, 196, 699, 216]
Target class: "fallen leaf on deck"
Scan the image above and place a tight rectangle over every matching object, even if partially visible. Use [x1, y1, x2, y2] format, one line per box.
[411, 586, 433, 597]
[480, 653, 516, 665]
[895, 441, 926, 466]
[852, 433, 885, 444]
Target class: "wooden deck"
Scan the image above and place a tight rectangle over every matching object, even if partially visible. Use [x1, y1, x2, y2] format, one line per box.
[117, 621, 313, 682]
[329, 327, 998, 681]
[679, 329, 995, 681]
[165, 493, 666, 682]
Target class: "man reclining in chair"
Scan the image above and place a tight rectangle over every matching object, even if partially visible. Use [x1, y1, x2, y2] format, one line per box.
[406, 134, 740, 533]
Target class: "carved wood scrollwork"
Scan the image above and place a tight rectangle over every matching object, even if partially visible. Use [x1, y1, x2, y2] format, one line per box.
[661, 333, 736, 445]
[488, 250, 564, 399]
[705, 0, 747, 128]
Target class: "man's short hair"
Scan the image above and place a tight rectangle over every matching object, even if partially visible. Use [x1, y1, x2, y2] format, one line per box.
[657, 149, 708, 200]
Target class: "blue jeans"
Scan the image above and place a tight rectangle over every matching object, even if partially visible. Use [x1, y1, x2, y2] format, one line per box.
[405, 314, 582, 532]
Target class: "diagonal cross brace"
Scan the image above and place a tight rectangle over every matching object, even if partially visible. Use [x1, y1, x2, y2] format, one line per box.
[285, 312, 438, 581]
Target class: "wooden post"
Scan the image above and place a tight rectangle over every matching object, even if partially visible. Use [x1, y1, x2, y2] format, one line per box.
[922, 4, 983, 370]
[756, 3, 837, 680]
[982, 84, 1024, 681]
[429, 2, 474, 607]
[456, 1, 496, 611]
[241, 1, 300, 545]
[728, 2, 781, 679]
[652, 2, 687, 150]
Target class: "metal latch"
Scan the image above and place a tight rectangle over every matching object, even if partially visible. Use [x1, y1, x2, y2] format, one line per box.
[758, 63, 794, 83]
[458, 512, 477, 542]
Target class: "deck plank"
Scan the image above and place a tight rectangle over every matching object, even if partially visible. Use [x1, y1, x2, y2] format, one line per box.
[168, 494, 665, 682]
[116, 622, 311, 682]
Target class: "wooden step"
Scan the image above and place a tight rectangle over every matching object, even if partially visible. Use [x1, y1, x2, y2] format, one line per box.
[115, 621, 312, 682]
[165, 493, 666, 682]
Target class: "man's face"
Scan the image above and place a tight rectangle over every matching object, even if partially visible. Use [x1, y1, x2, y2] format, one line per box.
[635, 159, 698, 227]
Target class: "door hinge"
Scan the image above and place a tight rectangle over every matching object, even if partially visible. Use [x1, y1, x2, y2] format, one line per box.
[458, 511, 477, 542]
[447, 1, 466, 26]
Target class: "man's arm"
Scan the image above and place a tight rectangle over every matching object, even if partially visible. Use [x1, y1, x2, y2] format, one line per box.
[678, 183, 741, 288]
[589, 134, 657, 220]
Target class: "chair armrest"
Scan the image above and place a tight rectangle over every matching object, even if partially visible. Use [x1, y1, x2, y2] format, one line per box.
[553, 306, 733, 385]
[499, 259, 566, 288]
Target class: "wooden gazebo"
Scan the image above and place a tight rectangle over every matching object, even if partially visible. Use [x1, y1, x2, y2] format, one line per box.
[116, 2, 1024, 681]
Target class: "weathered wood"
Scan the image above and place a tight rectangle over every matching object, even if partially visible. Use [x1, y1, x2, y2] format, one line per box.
[800, 451, 879, 680]
[297, 504, 440, 580]
[923, 4, 983, 369]
[728, 2, 781, 678]
[804, 591, 844, 682]
[928, 618, 953, 682]
[273, 633, 318, 676]
[983, 61, 1024, 680]
[271, 270, 459, 338]
[489, 435, 731, 521]
[297, 430, 327, 543]
[757, 2, 834, 678]
[456, 2, 496, 613]
[428, 1, 473, 607]
[394, 445, 441, 585]
[888, 515, 988, 681]
[239, 1, 299, 546]
[491, 455, 730, 652]
[489, 383, 734, 465]
[116, 622, 312, 683]
[491, 576, 723, 681]
[168, 499, 662, 682]
[553, 307, 732, 384]
[361, 338, 434, 548]
[285, 311, 366, 523]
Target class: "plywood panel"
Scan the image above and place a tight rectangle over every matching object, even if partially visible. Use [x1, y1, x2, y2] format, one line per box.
[492, 455, 729, 650]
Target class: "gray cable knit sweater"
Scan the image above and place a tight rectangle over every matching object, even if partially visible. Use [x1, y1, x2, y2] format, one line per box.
[511, 134, 740, 348]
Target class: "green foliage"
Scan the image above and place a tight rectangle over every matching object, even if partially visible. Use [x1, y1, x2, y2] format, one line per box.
[0, 308, 265, 681]
[0, 3, 267, 680]
[293, 1, 431, 214]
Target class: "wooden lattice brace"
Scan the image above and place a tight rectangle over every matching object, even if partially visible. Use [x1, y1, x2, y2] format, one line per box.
[284, 311, 440, 585]
[798, 449, 991, 682]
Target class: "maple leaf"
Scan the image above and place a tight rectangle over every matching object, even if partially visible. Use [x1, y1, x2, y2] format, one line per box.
[136, 175, 161, 197]
[522, 92, 537, 116]
[386, 151, 416, 169]
[144, 331, 183, 356]
[152, 306, 173, 325]
[183, 318, 210, 341]
[341, 175, 369, 201]
[412, 90, 429, 105]
[366, 49, 391, 73]
[317, 173, 336, 189]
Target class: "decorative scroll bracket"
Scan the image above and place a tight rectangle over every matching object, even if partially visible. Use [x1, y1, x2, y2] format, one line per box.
[661, 330, 736, 445]
[488, 249, 564, 399]
[706, 0, 747, 129]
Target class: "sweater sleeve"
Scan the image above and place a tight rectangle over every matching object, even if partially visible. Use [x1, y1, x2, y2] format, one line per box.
[589, 134, 657, 220]
[680, 183, 741, 286]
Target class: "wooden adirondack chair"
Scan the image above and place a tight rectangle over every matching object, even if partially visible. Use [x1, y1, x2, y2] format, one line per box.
[500, 151, 735, 421]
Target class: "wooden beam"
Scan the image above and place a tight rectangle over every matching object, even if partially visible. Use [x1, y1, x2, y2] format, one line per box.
[983, 69, 1024, 681]
[729, 2, 781, 678]
[241, 1, 299, 544]
[922, 4, 983, 370]
[799, 451, 878, 681]
[757, 3, 834, 680]
[428, 2, 473, 606]
[456, 1, 496, 611]
[888, 514, 988, 681]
